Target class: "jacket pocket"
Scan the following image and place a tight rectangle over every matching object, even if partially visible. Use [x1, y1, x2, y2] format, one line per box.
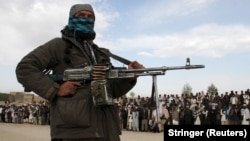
[56, 99, 91, 128]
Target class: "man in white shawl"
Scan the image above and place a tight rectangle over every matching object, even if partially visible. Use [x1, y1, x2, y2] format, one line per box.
[241, 104, 250, 125]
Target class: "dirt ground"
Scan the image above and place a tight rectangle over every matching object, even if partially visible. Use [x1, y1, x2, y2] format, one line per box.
[0, 122, 163, 141]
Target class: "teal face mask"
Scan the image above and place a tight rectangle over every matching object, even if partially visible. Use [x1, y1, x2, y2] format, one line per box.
[68, 17, 95, 34]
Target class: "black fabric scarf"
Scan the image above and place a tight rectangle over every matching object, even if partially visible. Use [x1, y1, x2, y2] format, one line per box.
[61, 26, 97, 65]
[61, 26, 96, 41]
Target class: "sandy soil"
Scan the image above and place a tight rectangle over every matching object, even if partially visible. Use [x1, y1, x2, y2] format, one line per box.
[0, 122, 163, 141]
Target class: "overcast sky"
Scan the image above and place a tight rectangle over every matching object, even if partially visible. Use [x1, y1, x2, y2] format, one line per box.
[1, 0, 250, 97]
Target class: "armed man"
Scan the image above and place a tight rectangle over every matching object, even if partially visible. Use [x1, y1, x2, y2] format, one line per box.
[16, 3, 144, 141]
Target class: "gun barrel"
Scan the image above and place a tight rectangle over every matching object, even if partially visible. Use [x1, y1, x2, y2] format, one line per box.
[119, 64, 205, 73]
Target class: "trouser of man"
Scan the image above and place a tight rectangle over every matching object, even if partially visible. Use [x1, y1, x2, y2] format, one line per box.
[33, 116, 38, 125]
[229, 119, 238, 125]
[160, 119, 166, 131]
[38, 116, 42, 125]
[221, 120, 228, 125]
[172, 119, 179, 125]
[141, 119, 148, 131]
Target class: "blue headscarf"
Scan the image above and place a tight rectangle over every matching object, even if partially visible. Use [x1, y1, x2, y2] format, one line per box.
[67, 17, 96, 40]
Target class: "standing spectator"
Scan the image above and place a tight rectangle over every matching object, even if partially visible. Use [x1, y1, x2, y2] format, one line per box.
[220, 105, 228, 125]
[160, 104, 170, 131]
[121, 106, 128, 130]
[38, 105, 46, 125]
[239, 91, 244, 105]
[193, 105, 202, 125]
[127, 109, 133, 131]
[1, 106, 5, 122]
[230, 94, 238, 105]
[135, 95, 141, 106]
[137, 105, 143, 131]
[41, 104, 48, 125]
[241, 104, 250, 125]
[45, 105, 50, 125]
[131, 107, 139, 132]
[13, 110, 18, 123]
[200, 108, 210, 125]
[190, 96, 197, 110]
[17, 106, 22, 124]
[32, 106, 38, 125]
[0, 105, 2, 122]
[208, 103, 218, 125]
[196, 92, 203, 106]
[7, 107, 12, 123]
[28, 107, 33, 124]
[202, 95, 210, 110]
[141, 105, 149, 132]
[243, 92, 250, 105]
[228, 105, 241, 125]
[183, 105, 194, 125]
[170, 106, 179, 125]
[179, 106, 185, 125]
[221, 92, 230, 108]
[162, 94, 167, 103]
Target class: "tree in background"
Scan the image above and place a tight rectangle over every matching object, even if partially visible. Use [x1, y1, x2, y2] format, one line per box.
[207, 83, 218, 94]
[182, 83, 192, 97]
[129, 91, 135, 99]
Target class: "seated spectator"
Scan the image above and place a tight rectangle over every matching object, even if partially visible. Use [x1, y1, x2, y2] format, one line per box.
[148, 116, 160, 133]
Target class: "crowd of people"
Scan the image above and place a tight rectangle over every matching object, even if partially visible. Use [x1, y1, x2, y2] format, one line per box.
[115, 88, 250, 133]
[0, 89, 250, 133]
[0, 100, 50, 125]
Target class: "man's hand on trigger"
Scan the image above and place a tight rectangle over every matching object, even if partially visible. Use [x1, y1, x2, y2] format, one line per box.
[128, 61, 144, 69]
[128, 61, 145, 78]
[57, 81, 81, 96]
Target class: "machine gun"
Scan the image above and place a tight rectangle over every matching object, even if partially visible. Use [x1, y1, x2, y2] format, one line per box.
[62, 58, 204, 81]
[49, 58, 205, 107]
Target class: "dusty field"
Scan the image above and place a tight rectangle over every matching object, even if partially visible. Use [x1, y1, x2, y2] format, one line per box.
[0, 122, 163, 141]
